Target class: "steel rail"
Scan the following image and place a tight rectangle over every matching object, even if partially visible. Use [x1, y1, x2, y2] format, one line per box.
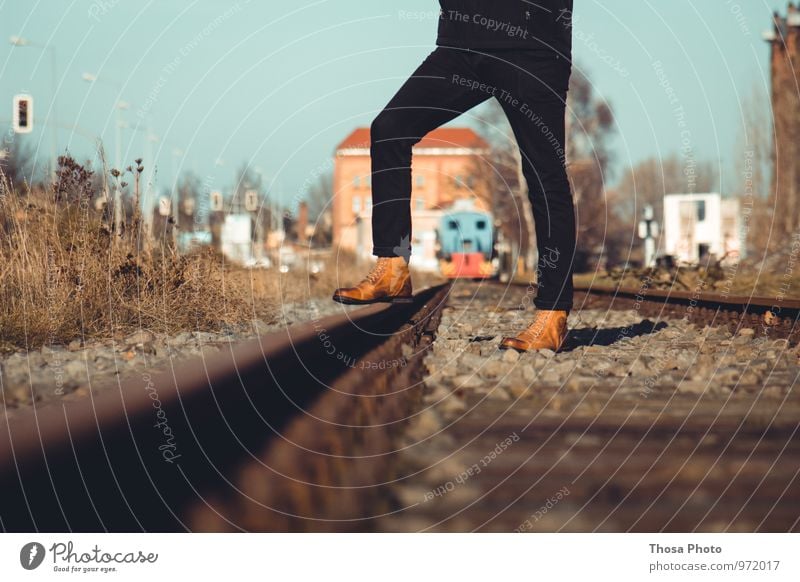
[575, 283, 800, 313]
[573, 283, 800, 342]
[0, 284, 451, 532]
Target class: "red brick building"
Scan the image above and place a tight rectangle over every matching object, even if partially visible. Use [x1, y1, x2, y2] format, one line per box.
[332, 127, 490, 266]
[766, 4, 800, 240]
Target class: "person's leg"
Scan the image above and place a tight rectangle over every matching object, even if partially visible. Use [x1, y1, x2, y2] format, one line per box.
[370, 48, 491, 258]
[495, 51, 575, 311]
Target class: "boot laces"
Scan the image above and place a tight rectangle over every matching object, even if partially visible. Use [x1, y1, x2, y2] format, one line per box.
[521, 311, 551, 340]
[362, 258, 389, 285]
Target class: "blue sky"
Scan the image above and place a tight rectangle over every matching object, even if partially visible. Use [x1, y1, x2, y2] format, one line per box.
[0, 0, 788, 209]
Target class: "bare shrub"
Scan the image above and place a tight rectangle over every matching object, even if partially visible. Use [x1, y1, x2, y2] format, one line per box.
[0, 158, 248, 350]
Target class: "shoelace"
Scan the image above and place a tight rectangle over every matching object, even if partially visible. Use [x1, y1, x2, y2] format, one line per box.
[362, 259, 389, 285]
[520, 311, 551, 339]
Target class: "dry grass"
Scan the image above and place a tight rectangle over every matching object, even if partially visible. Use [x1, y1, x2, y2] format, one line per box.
[230, 258, 349, 320]
[0, 164, 249, 351]
[234, 251, 446, 323]
[0, 157, 445, 351]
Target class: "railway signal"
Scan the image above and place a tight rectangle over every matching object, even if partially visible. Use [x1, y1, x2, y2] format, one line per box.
[638, 204, 659, 267]
[13, 94, 33, 134]
[210, 190, 224, 212]
[245, 189, 259, 212]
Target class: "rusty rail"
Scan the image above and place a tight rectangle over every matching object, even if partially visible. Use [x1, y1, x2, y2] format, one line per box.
[574, 283, 800, 343]
[0, 284, 451, 532]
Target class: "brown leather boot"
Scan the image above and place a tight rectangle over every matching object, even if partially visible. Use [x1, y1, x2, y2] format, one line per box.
[499, 310, 569, 352]
[332, 257, 413, 305]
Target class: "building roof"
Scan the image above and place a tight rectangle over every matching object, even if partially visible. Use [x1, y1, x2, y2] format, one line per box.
[336, 126, 489, 154]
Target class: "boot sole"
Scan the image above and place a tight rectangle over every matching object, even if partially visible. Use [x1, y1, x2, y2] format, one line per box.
[331, 294, 414, 305]
[498, 340, 564, 353]
[498, 346, 563, 353]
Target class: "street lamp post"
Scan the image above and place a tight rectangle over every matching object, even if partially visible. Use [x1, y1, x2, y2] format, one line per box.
[9, 35, 58, 180]
[81, 72, 138, 232]
[171, 147, 184, 246]
[81, 72, 162, 237]
[122, 119, 160, 238]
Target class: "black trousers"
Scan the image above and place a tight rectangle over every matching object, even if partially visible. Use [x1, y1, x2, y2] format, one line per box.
[370, 47, 575, 311]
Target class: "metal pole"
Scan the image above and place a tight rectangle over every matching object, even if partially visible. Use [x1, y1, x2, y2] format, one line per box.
[48, 45, 58, 180]
[639, 205, 659, 268]
[645, 233, 655, 268]
[143, 117, 155, 238]
[81, 74, 132, 229]
[172, 148, 181, 247]
[114, 105, 123, 229]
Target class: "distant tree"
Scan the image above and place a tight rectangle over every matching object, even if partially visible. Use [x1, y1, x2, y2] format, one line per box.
[304, 170, 334, 246]
[177, 171, 203, 230]
[0, 133, 37, 189]
[306, 170, 333, 221]
[615, 155, 719, 229]
[566, 68, 615, 171]
[731, 84, 775, 252]
[471, 100, 531, 269]
[233, 163, 264, 202]
[471, 66, 619, 272]
[565, 68, 619, 270]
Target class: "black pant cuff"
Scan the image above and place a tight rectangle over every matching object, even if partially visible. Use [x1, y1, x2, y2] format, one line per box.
[373, 246, 408, 258]
[533, 299, 572, 312]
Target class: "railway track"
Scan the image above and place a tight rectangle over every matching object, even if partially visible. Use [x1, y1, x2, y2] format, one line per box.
[1, 279, 798, 532]
[0, 285, 449, 532]
[380, 281, 800, 532]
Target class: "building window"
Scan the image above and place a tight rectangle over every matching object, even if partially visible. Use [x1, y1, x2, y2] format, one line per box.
[365, 197, 372, 211]
[467, 175, 475, 189]
[352, 196, 361, 214]
[696, 200, 706, 222]
[415, 197, 425, 211]
[476, 220, 486, 230]
[416, 175, 425, 188]
[454, 175, 464, 188]
[365, 175, 372, 189]
[353, 176, 360, 189]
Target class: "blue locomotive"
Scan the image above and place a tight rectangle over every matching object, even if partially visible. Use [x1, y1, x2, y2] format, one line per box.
[436, 203, 496, 279]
